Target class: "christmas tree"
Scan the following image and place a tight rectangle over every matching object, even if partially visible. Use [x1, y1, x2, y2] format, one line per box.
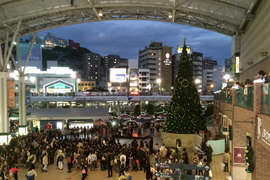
[163, 38, 206, 134]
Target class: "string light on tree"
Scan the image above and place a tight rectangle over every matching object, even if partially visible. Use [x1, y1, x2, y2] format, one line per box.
[163, 38, 206, 134]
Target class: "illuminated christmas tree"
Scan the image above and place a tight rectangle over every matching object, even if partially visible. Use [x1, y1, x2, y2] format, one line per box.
[163, 38, 206, 134]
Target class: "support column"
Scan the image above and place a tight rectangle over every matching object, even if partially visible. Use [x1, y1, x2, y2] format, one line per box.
[0, 72, 9, 133]
[62, 120, 65, 130]
[19, 75, 26, 126]
[46, 102, 49, 109]
[117, 101, 120, 116]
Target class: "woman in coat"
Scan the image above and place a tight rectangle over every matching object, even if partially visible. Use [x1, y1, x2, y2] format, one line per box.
[42, 153, 48, 172]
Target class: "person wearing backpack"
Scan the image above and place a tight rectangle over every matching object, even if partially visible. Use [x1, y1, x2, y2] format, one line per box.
[56, 150, 65, 170]
[67, 155, 72, 172]
[120, 153, 126, 168]
[107, 155, 113, 177]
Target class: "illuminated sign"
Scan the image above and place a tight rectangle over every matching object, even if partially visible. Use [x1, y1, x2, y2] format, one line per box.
[177, 45, 192, 54]
[235, 57, 239, 73]
[130, 91, 139, 96]
[110, 68, 126, 82]
[164, 53, 171, 66]
[130, 72, 137, 80]
[8, 82, 15, 107]
[130, 83, 138, 86]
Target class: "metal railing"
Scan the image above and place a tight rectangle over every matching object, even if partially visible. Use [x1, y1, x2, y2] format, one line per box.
[221, 90, 232, 104]
[236, 86, 254, 111]
[261, 83, 270, 116]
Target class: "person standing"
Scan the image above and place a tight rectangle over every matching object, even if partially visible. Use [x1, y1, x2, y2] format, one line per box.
[223, 150, 229, 172]
[90, 152, 97, 171]
[57, 150, 65, 170]
[67, 155, 72, 172]
[42, 153, 48, 172]
[107, 155, 113, 178]
[144, 161, 152, 180]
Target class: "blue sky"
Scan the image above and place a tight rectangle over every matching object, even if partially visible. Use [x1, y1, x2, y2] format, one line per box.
[28, 20, 231, 65]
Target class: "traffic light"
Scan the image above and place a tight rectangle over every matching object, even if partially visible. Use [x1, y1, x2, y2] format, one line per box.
[245, 139, 254, 173]
[227, 125, 232, 140]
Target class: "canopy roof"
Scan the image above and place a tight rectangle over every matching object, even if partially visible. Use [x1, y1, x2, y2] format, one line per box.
[0, 0, 262, 42]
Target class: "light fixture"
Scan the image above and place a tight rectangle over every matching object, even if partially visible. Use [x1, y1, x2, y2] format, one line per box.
[71, 73, 76, 78]
[223, 74, 230, 82]
[168, 12, 172, 18]
[7, 64, 10, 70]
[195, 79, 201, 84]
[117, 86, 121, 90]
[98, 9, 103, 17]
[156, 78, 161, 84]
[18, 125, 28, 135]
[30, 77, 36, 82]
[76, 79, 81, 83]
[108, 82, 112, 87]
[210, 84, 214, 88]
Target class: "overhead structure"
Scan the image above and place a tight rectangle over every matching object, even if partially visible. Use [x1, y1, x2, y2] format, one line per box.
[0, 0, 262, 41]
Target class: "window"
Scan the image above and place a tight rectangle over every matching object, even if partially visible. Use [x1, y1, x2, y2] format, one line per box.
[159, 68, 161, 70]
[78, 83, 81, 86]
[95, 72, 97, 74]
[159, 73, 161, 75]
[159, 63, 161, 65]
[159, 58, 161, 60]
[92, 83, 94, 86]
[85, 83, 87, 86]
[95, 65, 98, 67]
[95, 77, 97, 79]
[88, 83, 91, 86]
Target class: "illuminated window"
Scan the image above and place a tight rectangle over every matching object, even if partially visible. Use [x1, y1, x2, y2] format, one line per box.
[95, 77, 97, 79]
[95, 72, 97, 74]
[159, 58, 161, 60]
[159, 52, 161, 55]
[95, 65, 98, 67]
[151, 53, 153, 55]
[159, 68, 161, 70]
[159, 73, 161, 75]
[159, 63, 161, 65]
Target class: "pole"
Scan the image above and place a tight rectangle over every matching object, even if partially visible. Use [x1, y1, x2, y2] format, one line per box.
[19, 75, 26, 125]
[0, 72, 9, 133]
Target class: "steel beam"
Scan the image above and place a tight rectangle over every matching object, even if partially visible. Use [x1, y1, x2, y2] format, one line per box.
[23, 32, 37, 74]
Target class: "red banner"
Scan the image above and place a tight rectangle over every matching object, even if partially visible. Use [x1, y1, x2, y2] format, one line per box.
[233, 147, 245, 164]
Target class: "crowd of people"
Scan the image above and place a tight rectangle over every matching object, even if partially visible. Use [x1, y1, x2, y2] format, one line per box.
[0, 121, 214, 180]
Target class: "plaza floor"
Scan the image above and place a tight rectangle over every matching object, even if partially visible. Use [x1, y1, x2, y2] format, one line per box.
[16, 136, 227, 180]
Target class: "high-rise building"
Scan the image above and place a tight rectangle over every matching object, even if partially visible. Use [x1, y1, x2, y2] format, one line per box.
[172, 46, 203, 93]
[138, 42, 172, 92]
[82, 53, 103, 84]
[202, 58, 218, 69]
[138, 69, 151, 92]
[225, 59, 232, 72]
[202, 65, 226, 94]
[29, 35, 44, 45]
[44, 32, 68, 48]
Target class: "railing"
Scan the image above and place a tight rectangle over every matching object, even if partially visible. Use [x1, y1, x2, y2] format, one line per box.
[221, 90, 232, 104]
[236, 86, 254, 111]
[214, 92, 220, 101]
[261, 83, 270, 116]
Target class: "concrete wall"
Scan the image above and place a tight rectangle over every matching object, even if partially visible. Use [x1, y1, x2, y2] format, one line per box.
[239, 0, 270, 82]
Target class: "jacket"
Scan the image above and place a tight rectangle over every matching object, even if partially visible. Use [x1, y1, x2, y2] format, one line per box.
[57, 152, 65, 161]
[223, 153, 229, 163]
[26, 170, 37, 180]
[43, 156, 48, 165]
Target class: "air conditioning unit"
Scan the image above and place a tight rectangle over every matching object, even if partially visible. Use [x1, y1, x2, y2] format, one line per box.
[260, 52, 268, 57]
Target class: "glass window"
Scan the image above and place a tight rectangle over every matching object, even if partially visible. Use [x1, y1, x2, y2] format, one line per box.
[92, 83, 94, 86]
[88, 83, 91, 86]
[85, 83, 87, 86]
[78, 83, 81, 86]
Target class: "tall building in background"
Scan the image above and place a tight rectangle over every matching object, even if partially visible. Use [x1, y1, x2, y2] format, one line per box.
[29, 35, 44, 45]
[44, 32, 68, 48]
[202, 58, 218, 69]
[225, 59, 232, 72]
[172, 45, 203, 94]
[82, 53, 103, 85]
[202, 65, 226, 94]
[69, 39, 80, 50]
[138, 42, 172, 92]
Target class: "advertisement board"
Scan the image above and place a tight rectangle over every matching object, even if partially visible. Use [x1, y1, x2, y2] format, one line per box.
[110, 68, 126, 82]
[235, 56, 239, 73]
[177, 45, 192, 54]
[8, 82, 15, 107]
[233, 147, 245, 164]
[16, 43, 42, 61]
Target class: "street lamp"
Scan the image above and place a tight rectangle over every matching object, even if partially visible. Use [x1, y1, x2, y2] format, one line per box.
[156, 78, 161, 90]
[195, 79, 201, 84]
[223, 74, 230, 83]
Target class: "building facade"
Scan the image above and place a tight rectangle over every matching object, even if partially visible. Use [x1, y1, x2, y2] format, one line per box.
[138, 69, 151, 92]
[138, 42, 172, 92]
[202, 58, 218, 69]
[225, 59, 232, 72]
[82, 53, 103, 85]
[77, 78, 96, 92]
[44, 32, 68, 49]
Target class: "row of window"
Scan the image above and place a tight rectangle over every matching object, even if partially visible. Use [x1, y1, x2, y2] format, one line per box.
[78, 83, 95, 86]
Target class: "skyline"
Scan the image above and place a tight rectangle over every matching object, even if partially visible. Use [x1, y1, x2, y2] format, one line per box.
[24, 20, 231, 65]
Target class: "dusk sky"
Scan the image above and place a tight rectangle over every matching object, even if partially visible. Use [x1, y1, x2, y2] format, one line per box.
[28, 20, 231, 65]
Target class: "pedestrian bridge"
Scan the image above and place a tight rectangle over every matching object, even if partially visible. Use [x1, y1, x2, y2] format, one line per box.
[15, 95, 213, 103]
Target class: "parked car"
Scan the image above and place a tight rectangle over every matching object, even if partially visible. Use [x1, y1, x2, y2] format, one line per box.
[137, 114, 155, 120]
[118, 114, 134, 120]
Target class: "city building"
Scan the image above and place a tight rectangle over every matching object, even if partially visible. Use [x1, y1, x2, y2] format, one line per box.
[69, 39, 80, 49]
[77, 78, 96, 92]
[138, 69, 151, 92]
[225, 59, 232, 72]
[29, 35, 44, 45]
[107, 68, 128, 93]
[44, 32, 68, 48]
[82, 53, 103, 85]
[172, 46, 203, 93]
[138, 42, 172, 92]
[128, 60, 139, 92]
[12, 66, 77, 95]
[202, 58, 218, 69]
[202, 65, 226, 94]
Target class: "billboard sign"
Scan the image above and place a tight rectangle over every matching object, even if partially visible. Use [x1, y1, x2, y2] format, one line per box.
[8, 82, 15, 107]
[233, 147, 245, 164]
[177, 45, 192, 54]
[16, 43, 42, 62]
[235, 56, 239, 73]
[110, 68, 126, 82]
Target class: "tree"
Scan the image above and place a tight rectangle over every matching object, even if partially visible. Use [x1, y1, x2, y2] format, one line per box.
[147, 104, 154, 115]
[134, 105, 141, 116]
[163, 40, 206, 134]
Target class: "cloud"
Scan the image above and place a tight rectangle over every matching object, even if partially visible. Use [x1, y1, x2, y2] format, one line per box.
[32, 20, 231, 65]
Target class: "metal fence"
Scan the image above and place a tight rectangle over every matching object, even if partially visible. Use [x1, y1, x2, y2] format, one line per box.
[221, 89, 232, 104]
[261, 83, 270, 116]
[236, 86, 254, 111]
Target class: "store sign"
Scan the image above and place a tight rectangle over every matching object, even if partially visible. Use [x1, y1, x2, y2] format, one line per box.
[164, 53, 171, 65]
[130, 72, 137, 80]
[177, 45, 193, 54]
[235, 56, 239, 73]
[130, 83, 137, 86]
[257, 118, 270, 146]
[233, 147, 245, 164]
